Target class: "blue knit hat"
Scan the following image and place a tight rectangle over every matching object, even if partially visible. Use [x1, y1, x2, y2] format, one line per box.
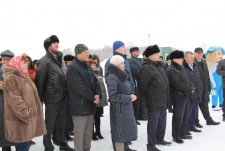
[113, 41, 125, 52]
[206, 46, 225, 55]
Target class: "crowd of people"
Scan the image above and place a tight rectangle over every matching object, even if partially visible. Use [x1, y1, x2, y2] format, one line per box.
[0, 35, 224, 151]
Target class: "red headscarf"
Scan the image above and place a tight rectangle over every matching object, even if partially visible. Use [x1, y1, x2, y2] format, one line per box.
[8, 53, 29, 76]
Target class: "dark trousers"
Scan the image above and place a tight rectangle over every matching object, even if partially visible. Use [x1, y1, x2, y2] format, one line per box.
[188, 101, 198, 130]
[43, 102, 67, 151]
[167, 95, 173, 112]
[94, 114, 101, 135]
[147, 109, 167, 149]
[196, 93, 213, 123]
[65, 102, 73, 136]
[133, 87, 147, 120]
[17, 142, 30, 151]
[172, 96, 189, 139]
[222, 88, 225, 118]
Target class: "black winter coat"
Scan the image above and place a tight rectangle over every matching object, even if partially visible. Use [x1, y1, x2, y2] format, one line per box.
[129, 56, 143, 82]
[106, 64, 137, 143]
[166, 61, 193, 101]
[66, 58, 100, 116]
[0, 65, 16, 147]
[183, 62, 203, 103]
[139, 60, 169, 111]
[35, 51, 67, 104]
[194, 58, 211, 94]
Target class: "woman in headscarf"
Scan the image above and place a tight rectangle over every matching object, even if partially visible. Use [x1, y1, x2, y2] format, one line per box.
[3, 53, 46, 151]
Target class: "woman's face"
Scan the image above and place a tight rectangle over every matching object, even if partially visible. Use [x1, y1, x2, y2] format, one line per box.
[215, 50, 223, 62]
[117, 62, 125, 71]
[21, 57, 30, 74]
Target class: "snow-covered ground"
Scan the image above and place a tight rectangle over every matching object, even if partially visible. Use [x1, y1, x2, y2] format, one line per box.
[27, 105, 224, 151]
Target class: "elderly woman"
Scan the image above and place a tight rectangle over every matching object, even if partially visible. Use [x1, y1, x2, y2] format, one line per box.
[3, 54, 46, 151]
[106, 55, 137, 151]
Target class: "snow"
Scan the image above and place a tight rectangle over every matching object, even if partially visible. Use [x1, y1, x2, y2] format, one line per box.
[28, 105, 225, 151]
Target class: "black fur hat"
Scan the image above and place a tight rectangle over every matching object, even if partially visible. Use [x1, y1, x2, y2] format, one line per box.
[63, 54, 75, 61]
[170, 50, 184, 60]
[43, 35, 59, 50]
[143, 45, 160, 58]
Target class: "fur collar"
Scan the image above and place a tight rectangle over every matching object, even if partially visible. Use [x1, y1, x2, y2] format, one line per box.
[3, 65, 27, 79]
[108, 64, 129, 82]
[171, 61, 183, 70]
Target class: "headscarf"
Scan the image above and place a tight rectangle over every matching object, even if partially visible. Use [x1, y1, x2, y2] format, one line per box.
[8, 53, 30, 76]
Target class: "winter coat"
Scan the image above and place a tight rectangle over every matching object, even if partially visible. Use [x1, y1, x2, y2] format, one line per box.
[166, 61, 193, 101]
[92, 67, 108, 107]
[66, 58, 100, 116]
[194, 58, 211, 94]
[3, 66, 46, 143]
[129, 56, 143, 82]
[139, 59, 169, 111]
[217, 59, 225, 88]
[183, 61, 203, 103]
[0, 65, 16, 147]
[106, 64, 137, 143]
[35, 51, 67, 104]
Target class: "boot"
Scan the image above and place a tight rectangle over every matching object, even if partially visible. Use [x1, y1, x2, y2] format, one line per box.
[124, 143, 137, 151]
[92, 133, 99, 141]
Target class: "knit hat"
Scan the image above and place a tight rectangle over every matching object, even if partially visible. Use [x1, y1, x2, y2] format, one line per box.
[110, 55, 124, 66]
[1, 50, 15, 57]
[170, 50, 184, 60]
[74, 44, 88, 55]
[63, 54, 75, 61]
[194, 47, 203, 53]
[43, 35, 59, 50]
[113, 41, 125, 52]
[143, 45, 160, 58]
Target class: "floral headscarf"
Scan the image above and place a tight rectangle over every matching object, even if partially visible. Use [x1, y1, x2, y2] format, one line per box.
[8, 53, 30, 76]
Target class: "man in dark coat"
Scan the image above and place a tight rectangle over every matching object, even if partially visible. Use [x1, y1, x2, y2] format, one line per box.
[183, 51, 202, 133]
[129, 47, 147, 121]
[194, 47, 220, 126]
[216, 54, 225, 121]
[167, 50, 193, 144]
[163, 55, 173, 113]
[66, 44, 100, 151]
[35, 35, 73, 151]
[0, 50, 17, 151]
[140, 45, 171, 151]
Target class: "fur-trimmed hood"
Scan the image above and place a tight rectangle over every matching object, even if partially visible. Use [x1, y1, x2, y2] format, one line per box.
[107, 64, 129, 82]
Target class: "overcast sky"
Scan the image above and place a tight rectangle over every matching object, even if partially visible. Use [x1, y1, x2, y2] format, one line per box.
[1, 0, 225, 59]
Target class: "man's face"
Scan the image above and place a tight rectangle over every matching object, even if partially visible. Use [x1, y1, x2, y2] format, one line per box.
[77, 50, 90, 62]
[131, 50, 140, 57]
[148, 53, 161, 62]
[185, 54, 194, 64]
[65, 61, 73, 66]
[116, 46, 127, 55]
[1, 56, 12, 65]
[194, 52, 203, 60]
[49, 42, 59, 54]
[173, 58, 184, 65]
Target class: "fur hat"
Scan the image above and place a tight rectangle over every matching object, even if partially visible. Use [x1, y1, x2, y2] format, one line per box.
[1, 50, 15, 57]
[43, 35, 59, 50]
[110, 55, 124, 66]
[63, 54, 75, 61]
[143, 45, 160, 58]
[170, 50, 184, 60]
[74, 44, 88, 55]
[113, 41, 125, 52]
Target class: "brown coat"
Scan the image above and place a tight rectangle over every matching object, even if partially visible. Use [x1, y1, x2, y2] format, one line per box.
[2, 66, 46, 143]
